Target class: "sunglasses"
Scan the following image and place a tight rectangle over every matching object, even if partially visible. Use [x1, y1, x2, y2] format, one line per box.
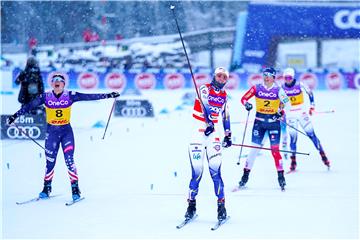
[263, 72, 275, 77]
[52, 75, 65, 83]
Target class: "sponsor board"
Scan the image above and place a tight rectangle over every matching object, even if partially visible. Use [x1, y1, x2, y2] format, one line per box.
[135, 73, 156, 90]
[247, 73, 263, 87]
[353, 73, 360, 90]
[163, 73, 185, 90]
[325, 72, 343, 90]
[299, 73, 318, 90]
[225, 73, 240, 90]
[1, 114, 46, 140]
[105, 72, 127, 91]
[114, 99, 154, 118]
[193, 73, 211, 87]
[77, 72, 99, 89]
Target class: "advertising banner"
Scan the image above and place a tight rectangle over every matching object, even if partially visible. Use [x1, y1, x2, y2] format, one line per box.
[114, 99, 154, 118]
[12, 68, 360, 91]
[1, 114, 46, 140]
[234, 3, 360, 68]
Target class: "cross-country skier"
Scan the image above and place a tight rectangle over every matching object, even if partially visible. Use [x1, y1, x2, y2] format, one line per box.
[237, 67, 291, 191]
[7, 74, 120, 201]
[281, 67, 330, 171]
[184, 67, 232, 221]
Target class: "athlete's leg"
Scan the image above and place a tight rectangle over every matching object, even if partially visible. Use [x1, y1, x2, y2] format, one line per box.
[206, 135, 224, 200]
[61, 126, 78, 183]
[187, 128, 206, 201]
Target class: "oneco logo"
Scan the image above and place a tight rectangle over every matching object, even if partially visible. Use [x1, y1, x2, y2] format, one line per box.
[48, 100, 69, 106]
[284, 88, 301, 95]
[334, 10, 360, 29]
[258, 91, 277, 98]
[208, 95, 225, 104]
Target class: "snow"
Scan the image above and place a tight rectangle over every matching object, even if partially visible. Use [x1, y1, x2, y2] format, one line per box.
[1, 88, 359, 239]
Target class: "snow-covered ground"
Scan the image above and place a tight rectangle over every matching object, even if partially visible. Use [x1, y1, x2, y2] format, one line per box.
[1, 87, 358, 239]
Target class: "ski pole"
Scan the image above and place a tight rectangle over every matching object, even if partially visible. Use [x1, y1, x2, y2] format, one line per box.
[314, 109, 335, 114]
[102, 98, 117, 140]
[236, 111, 250, 165]
[232, 143, 310, 156]
[280, 119, 308, 137]
[170, 5, 208, 122]
[12, 122, 52, 155]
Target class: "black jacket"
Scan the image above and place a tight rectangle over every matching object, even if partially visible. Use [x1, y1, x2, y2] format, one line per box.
[15, 66, 44, 105]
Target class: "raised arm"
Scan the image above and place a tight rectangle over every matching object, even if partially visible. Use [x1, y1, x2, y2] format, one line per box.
[8, 94, 46, 124]
[70, 91, 119, 103]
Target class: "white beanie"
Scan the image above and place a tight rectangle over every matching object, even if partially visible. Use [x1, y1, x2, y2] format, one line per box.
[215, 67, 229, 78]
[283, 67, 295, 78]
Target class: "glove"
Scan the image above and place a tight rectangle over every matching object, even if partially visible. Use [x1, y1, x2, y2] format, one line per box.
[222, 133, 232, 148]
[107, 92, 120, 98]
[7, 114, 17, 125]
[309, 106, 315, 116]
[245, 102, 253, 111]
[272, 111, 284, 121]
[204, 121, 215, 136]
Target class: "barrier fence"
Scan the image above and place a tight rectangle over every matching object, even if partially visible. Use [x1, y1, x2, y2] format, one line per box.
[11, 68, 360, 91]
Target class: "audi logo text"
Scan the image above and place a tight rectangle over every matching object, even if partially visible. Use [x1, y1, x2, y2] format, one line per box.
[7, 126, 41, 139]
[121, 107, 147, 117]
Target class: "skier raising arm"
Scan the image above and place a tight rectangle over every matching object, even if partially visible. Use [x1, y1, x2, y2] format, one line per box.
[7, 74, 119, 201]
[183, 67, 231, 223]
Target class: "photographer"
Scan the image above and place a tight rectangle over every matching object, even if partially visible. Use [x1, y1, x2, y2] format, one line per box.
[15, 56, 44, 114]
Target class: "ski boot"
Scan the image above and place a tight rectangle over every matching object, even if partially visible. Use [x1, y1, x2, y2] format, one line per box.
[184, 199, 196, 220]
[290, 156, 297, 171]
[71, 181, 81, 201]
[39, 180, 52, 198]
[320, 151, 330, 169]
[239, 168, 251, 187]
[277, 170, 286, 191]
[217, 199, 227, 221]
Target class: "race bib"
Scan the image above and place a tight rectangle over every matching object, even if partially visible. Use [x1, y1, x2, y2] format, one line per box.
[255, 98, 280, 114]
[46, 107, 71, 125]
[288, 92, 304, 106]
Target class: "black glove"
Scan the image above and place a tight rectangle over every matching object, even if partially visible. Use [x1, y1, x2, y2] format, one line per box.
[272, 111, 284, 121]
[7, 114, 17, 125]
[204, 121, 215, 136]
[245, 102, 253, 111]
[107, 92, 120, 98]
[222, 133, 232, 148]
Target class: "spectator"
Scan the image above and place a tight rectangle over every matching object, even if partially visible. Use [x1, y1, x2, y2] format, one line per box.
[82, 28, 92, 42]
[28, 36, 38, 56]
[15, 56, 45, 115]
